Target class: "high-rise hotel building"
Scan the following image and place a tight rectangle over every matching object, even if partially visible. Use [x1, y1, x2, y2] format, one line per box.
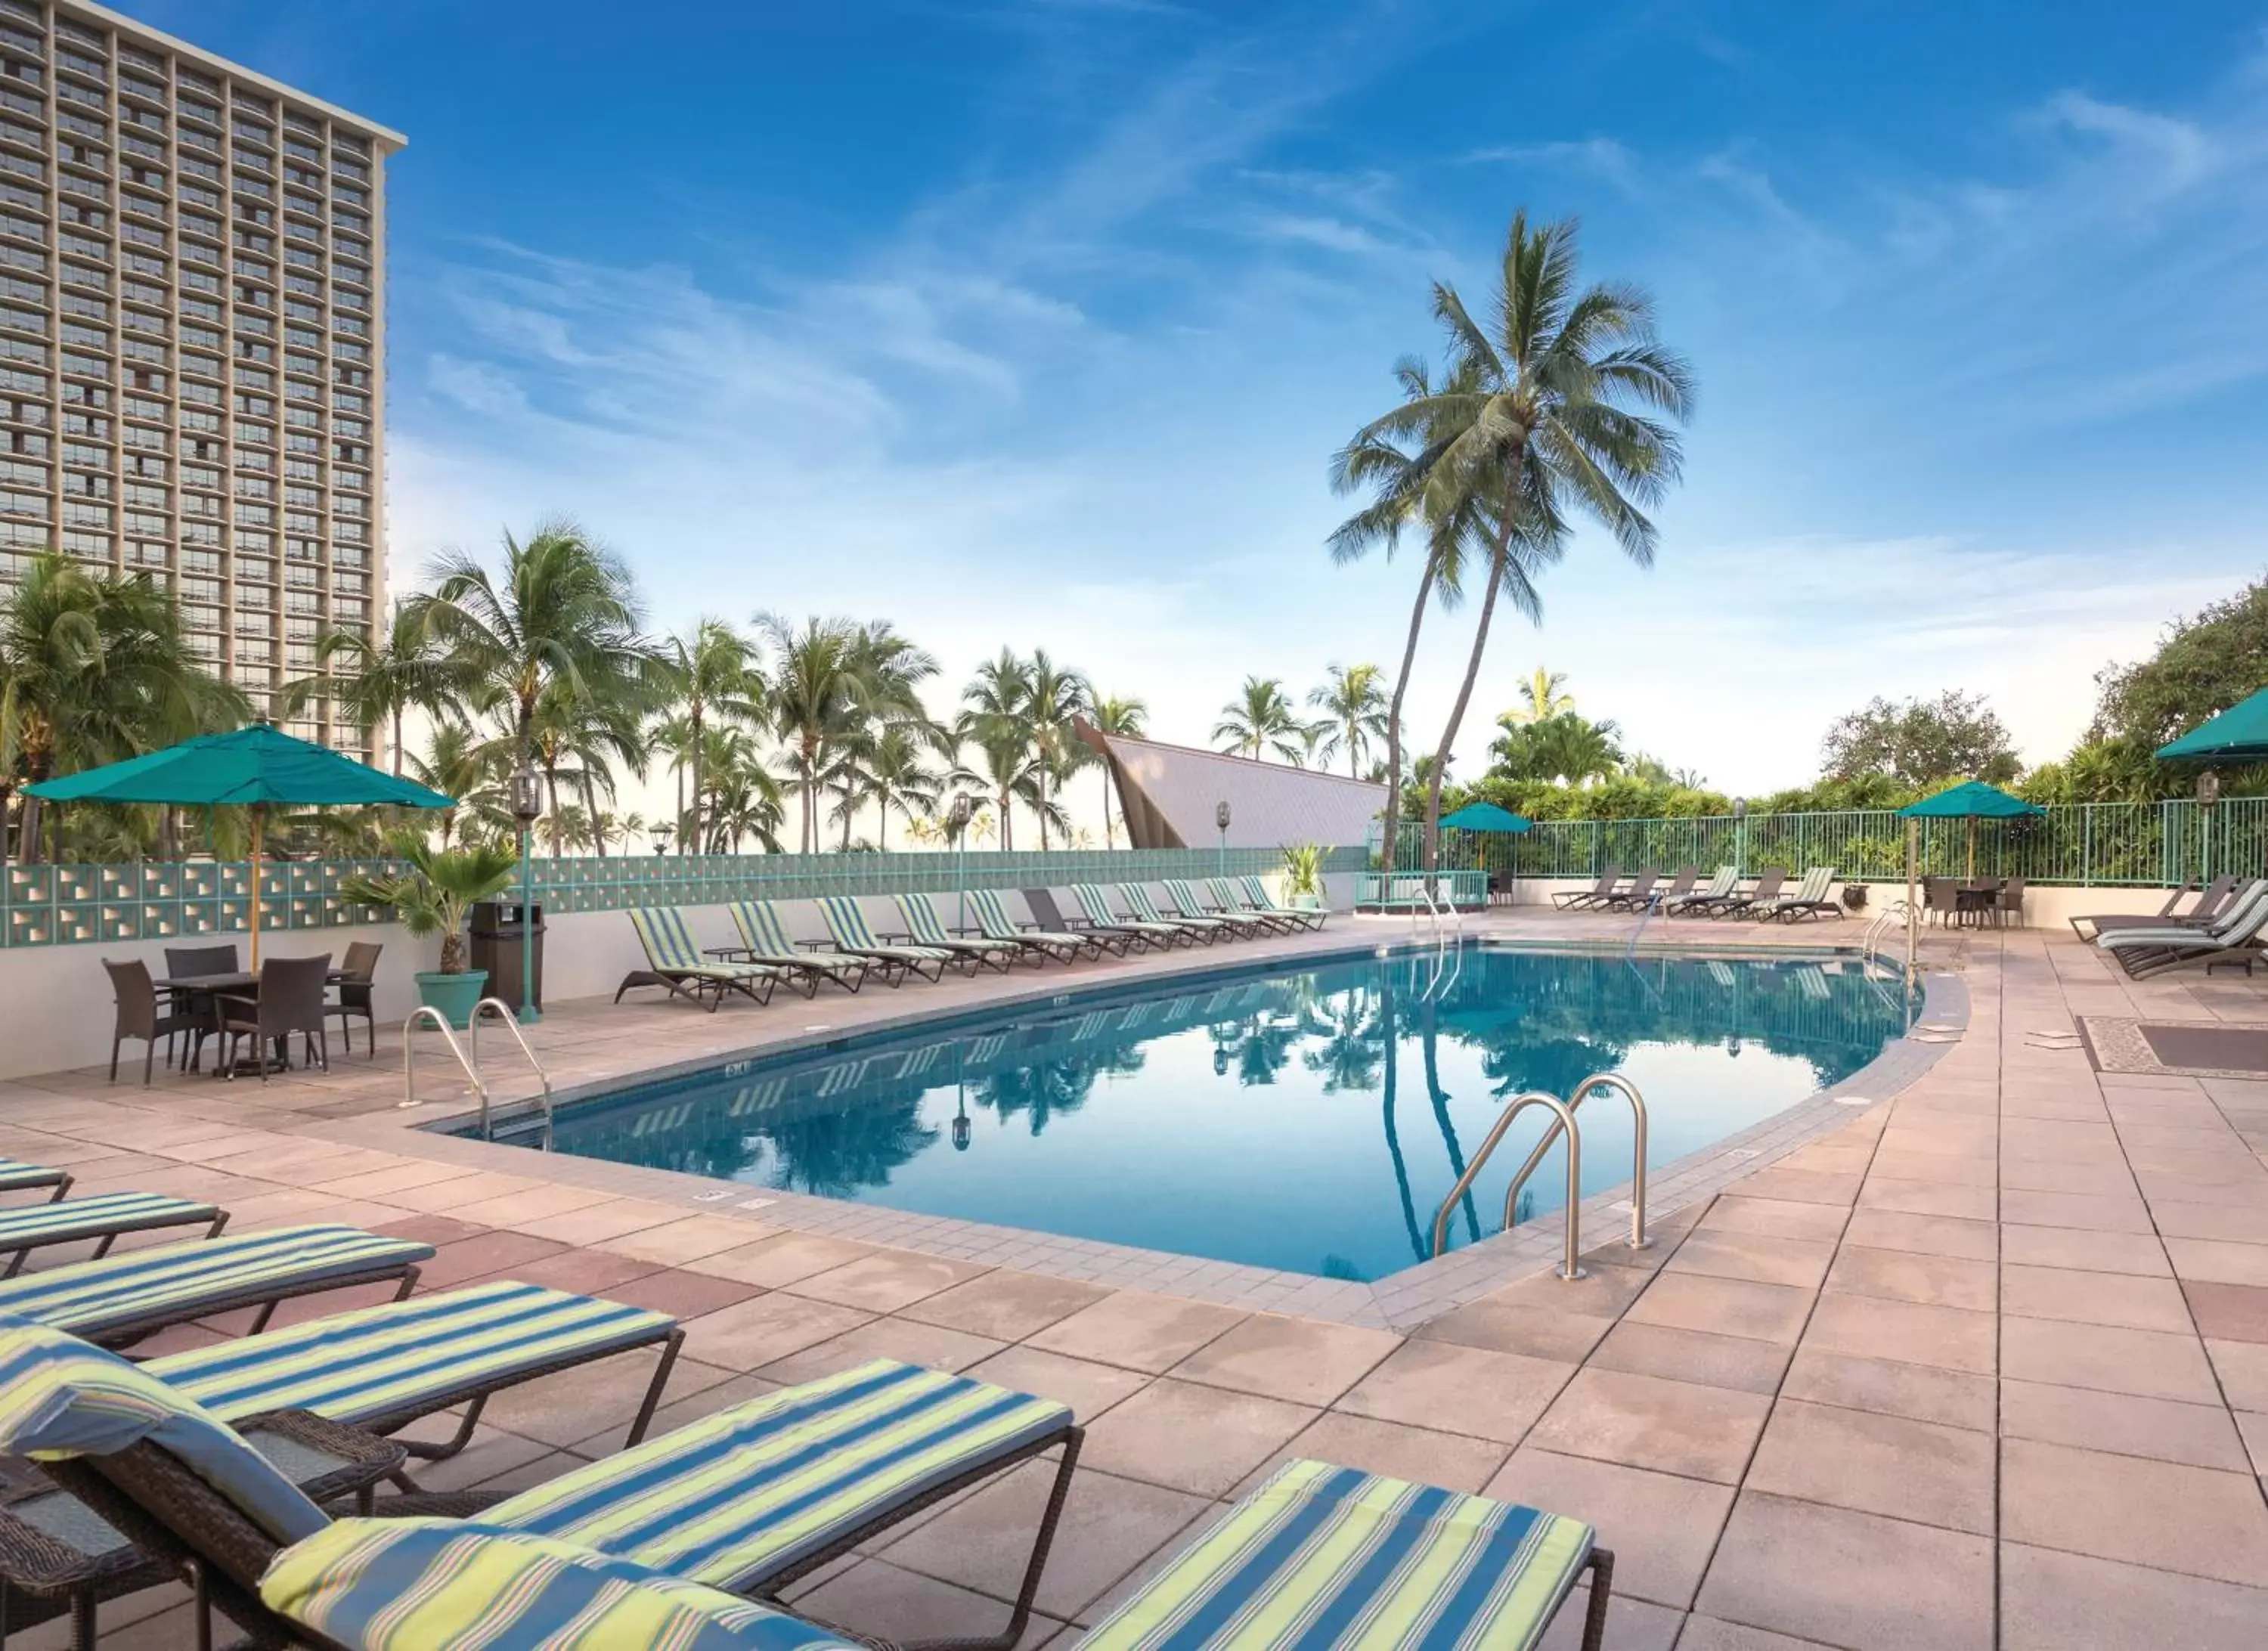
[0, 0, 399, 758]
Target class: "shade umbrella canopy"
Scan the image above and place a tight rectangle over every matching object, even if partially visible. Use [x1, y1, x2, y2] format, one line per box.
[1894, 780, 2044, 820]
[1438, 801, 1532, 832]
[2157, 686, 2268, 762]
[25, 723, 451, 968]
[23, 723, 450, 808]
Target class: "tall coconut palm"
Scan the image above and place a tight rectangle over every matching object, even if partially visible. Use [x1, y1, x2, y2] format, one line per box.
[948, 736, 1050, 852]
[957, 649, 1034, 844]
[414, 522, 654, 809]
[841, 723, 940, 850]
[1308, 663, 1389, 779]
[406, 720, 506, 849]
[758, 615, 866, 853]
[840, 621, 941, 848]
[656, 618, 764, 857]
[1213, 677, 1306, 764]
[1088, 692, 1145, 848]
[1, 553, 246, 863]
[283, 600, 470, 777]
[509, 676, 648, 857]
[1327, 356, 1490, 877]
[1504, 667, 1574, 725]
[1022, 649, 1091, 850]
[1361, 212, 1693, 881]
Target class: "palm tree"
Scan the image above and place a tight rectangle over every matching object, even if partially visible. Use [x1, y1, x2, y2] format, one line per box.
[405, 720, 507, 849]
[1023, 649, 1091, 850]
[1504, 667, 1573, 725]
[1308, 663, 1388, 779]
[1088, 693, 1145, 848]
[840, 621, 940, 848]
[510, 677, 647, 857]
[414, 521, 654, 818]
[1213, 677, 1306, 764]
[842, 723, 940, 850]
[758, 615, 866, 853]
[957, 649, 1033, 845]
[1327, 356, 1490, 878]
[948, 736, 1052, 852]
[283, 601, 469, 777]
[655, 618, 764, 857]
[1359, 212, 1694, 880]
[1, 553, 246, 863]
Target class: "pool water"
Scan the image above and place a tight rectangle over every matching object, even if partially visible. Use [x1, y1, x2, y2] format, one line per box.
[502, 946, 1913, 1282]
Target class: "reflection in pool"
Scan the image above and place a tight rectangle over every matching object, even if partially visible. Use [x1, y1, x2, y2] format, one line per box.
[499, 946, 1912, 1281]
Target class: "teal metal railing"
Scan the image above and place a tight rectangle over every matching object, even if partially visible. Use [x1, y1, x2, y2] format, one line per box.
[1376, 798, 2268, 889]
[0, 846, 1367, 949]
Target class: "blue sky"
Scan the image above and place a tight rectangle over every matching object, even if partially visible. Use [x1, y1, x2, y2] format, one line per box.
[134, 0, 2268, 803]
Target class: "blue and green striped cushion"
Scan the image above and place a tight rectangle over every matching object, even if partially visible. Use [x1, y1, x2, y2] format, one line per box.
[488, 1359, 1070, 1591]
[0, 1191, 218, 1250]
[729, 903, 862, 976]
[897, 894, 1015, 952]
[816, 897, 952, 962]
[0, 1224, 433, 1339]
[1082, 1458, 1594, 1651]
[631, 909, 776, 983]
[0, 1159, 66, 1195]
[148, 1279, 676, 1430]
[259, 1520, 860, 1650]
[0, 1313, 327, 1544]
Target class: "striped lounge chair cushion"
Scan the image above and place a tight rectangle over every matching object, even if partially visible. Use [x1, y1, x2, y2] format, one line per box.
[0, 1191, 219, 1252]
[147, 1279, 677, 1430]
[1082, 1458, 1594, 1651]
[488, 1358, 1071, 1590]
[0, 1159, 67, 1196]
[261, 1520, 860, 1650]
[0, 1313, 328, 1544]
[0, 1224, 433, 1340]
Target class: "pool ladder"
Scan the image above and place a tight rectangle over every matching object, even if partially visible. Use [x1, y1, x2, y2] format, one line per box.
[399, 999, 554, 1141]
[1861, 899, 1914, 967]
[1427, 1073, 1651, 1279]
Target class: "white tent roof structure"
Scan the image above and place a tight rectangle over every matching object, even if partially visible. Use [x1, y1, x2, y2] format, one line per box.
[1076, 722, 1386, 850]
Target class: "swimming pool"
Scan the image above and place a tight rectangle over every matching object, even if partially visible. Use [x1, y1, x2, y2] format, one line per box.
[482, 946, 1913, 1282]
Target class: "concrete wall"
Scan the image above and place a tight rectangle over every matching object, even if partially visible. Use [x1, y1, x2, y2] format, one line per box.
[1504, 876, 2183, 931]
[0, 878, 1334, 1083]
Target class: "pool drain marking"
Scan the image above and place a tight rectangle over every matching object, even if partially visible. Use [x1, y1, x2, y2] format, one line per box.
[692, 1190, 734, 1203]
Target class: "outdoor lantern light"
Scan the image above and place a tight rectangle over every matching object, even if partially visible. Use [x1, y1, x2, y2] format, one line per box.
[1216, 801, 1232, 833]
[509, 765, 543, 1027]
[510, 766, 543, 826]
[948, 794, 975, 841]
[1732, 797, 1746, 819]
[948, 793, 976, 931]
[2199, 770, 2222, 810]
[650, 823, 671, 856]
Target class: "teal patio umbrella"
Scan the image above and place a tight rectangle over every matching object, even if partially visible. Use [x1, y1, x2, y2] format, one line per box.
[1893, 781, 2045, 968]
[2157, 687, 2268, 763]
[1437, 801, 1533, 832]
[25, 723, 451, 963]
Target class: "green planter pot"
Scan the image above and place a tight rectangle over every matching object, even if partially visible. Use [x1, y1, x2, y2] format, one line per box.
[414, 969, 488, 1030]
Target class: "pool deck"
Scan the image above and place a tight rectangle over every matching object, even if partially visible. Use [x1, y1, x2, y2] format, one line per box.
[7, 908, 2268, 1646]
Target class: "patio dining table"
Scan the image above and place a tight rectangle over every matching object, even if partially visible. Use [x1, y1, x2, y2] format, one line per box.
[158, 966, 345, 1074]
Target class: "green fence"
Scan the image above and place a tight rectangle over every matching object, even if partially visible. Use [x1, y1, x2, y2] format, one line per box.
[1377, 798, 2268, 888]
[0, 845, 1367, 950]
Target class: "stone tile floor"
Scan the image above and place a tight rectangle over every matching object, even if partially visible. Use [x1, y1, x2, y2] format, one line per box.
[5, 912, 2268, 1646]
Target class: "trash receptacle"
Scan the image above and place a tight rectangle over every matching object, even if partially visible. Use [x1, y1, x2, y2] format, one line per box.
[469, 899, 544, 1014]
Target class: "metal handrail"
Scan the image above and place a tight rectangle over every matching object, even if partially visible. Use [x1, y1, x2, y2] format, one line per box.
[1504, 1072, 1650, 1252]
[1428, 1090, 1586, 1279]
[467, 997, 553, 1135]
[399, 1005, 490, 1120]
[1861, 899, 1911, 965]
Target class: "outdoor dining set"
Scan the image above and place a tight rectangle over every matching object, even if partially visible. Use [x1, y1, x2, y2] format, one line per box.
[1919, 875, 2025, 928]
[102, 941, 380, 1083]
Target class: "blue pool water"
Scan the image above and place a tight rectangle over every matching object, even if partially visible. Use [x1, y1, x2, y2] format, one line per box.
[493, 946, 1912, 1282]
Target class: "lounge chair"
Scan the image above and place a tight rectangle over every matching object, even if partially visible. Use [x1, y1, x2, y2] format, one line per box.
[1022, 887, 1139, 954]
[1707, 866, 1784, 919]
[1202, 876, 1297, 934]
[8, 1330, 1083, 1651]
[1600, 867, 1666, 912]
[0, 1191, 228, 1279]
[1665, 865, 1738, 916]
[816, 895, 957, 982]
[968, 887, 1092, 962]
[2098, 884, 2268, 977]
[1237, 874, 1328, 929]
[619, 908, 782, 1011]
[727, 899, 873, 995]
[1553, 865, 1619, 910]
[892, 893, 1023, 971]
[0, 1223, 431, 1346]
[1757, 866, 1842, 922]
[2070, 875, 2244, 941]
[1117, 881, 1237, 943]
[1070, 884, 1188, 948]
[0, 1160, 73, 1203]
[1163, 878, 1268, 937]
[253, 1457, 1613, 1651]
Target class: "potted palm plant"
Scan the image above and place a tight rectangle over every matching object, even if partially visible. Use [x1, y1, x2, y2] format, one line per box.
[342, 835, 521, 1029]
[1282, 842, 1327, 907]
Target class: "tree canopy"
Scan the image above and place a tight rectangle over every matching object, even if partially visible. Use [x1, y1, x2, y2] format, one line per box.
[1820, 691, 2019, 788]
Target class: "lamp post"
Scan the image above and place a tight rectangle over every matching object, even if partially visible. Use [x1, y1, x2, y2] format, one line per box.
[1732, 797, 1747, 879]
[509, 765, 544, 1026]
[948, 794, 974, 930]
[1216, 801, 1231, 878]
[649, 823, 671, 856]
[2198, 769, 2221, 884]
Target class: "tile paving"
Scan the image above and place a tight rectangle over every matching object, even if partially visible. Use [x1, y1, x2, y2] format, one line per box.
[5, 911, 2268, 1645]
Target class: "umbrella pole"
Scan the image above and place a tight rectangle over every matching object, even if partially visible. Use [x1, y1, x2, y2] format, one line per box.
[249, 806, 264, 969]
[1966, 817, 1975, 880]
[1905, 817, 1918, 982]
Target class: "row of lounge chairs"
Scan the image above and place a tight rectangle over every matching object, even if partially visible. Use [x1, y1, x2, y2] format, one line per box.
[621, 879, 1327, 1011]
[0, 1151, 1618, 1651]
[1551, 863, 1845, 922]
[2077, 876, 2268, 978]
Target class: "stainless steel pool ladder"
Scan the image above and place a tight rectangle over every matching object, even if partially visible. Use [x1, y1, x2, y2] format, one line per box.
[1861, 900, 1915, 971]
[1427, 1072, 1653, 1278]
[400, 998, 553, 1140]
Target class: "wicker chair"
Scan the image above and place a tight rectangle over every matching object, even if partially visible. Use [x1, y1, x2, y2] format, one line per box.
[100, 960, 198, 1086]
[328, 941, 383, 1058]
[215, 954, 333, 1080]
[160, 943, 238, 1072]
